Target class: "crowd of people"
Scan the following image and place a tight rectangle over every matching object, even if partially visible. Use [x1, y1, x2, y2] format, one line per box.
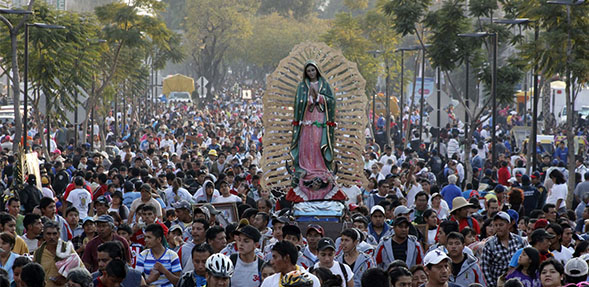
[0, 84, 586, 287]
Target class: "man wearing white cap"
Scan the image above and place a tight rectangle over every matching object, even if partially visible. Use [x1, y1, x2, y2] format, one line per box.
[481, 211, 527, 287]
[367, 205, 392, 243]
[423, 249, 461, 287]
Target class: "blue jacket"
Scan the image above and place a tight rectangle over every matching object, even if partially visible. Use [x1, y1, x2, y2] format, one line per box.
[554, 147, 568, 164]
[441, 184, 462, 209]
[368, 222, 393, 243]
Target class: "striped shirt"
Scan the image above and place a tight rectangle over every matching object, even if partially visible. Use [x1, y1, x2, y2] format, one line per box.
[136, 248, 182, 287]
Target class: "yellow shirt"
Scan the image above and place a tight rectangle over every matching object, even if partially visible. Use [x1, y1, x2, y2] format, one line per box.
[13, 236, 29, 255]
[40, 248, 61, 287]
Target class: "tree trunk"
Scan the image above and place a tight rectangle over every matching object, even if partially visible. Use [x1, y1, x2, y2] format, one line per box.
[565, 76, 576, 208]
[10, 32, 22, 153]
[408, 56, 419, 137]
[464, 121, 474, 185]
[541, 78, 552, 133]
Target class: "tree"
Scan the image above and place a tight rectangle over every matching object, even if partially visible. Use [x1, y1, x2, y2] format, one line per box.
[322, 12, 379, 92]
[183, 0, 259, 101]
[89, 0, 182, 146]
[515, 0, 589, 208]
[24, 3, 104, 156]
[0, 0, 35, 152]
[258, 0, 317, 20]
[227, 13, 328, 78]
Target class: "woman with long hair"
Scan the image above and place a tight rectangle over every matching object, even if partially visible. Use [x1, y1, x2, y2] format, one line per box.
[540, 259, 565, 287]
[423, 209, 438, 249]
[505, 247, 541, 287]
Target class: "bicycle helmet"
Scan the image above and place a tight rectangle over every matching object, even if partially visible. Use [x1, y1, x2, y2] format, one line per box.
[205, 253, 234, 278]
[281, 270, 314, 287]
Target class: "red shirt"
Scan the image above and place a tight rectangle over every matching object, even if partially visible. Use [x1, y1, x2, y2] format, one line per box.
[451, 215, 481, 235]
[130, 220, 169, 246]
[498, 167, 511, 186]
[93, 184, 108, 200]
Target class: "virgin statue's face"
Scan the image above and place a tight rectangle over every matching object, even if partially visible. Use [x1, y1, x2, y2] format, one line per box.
[306, 65, 318, 81]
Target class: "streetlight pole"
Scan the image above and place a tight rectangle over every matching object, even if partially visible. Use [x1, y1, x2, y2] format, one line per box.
[437, 67, 441, 152]
[419, 46, 426, 142]
[395, 46, 421, 146]
[491, 32, 498, 169]
[532, 26, 539, 171]
[458, 32, 498, 168]
[23, 23, 66, 152]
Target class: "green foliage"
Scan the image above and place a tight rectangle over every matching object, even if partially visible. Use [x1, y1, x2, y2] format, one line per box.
[322, 7, 403, 96]
[258, 0, 316, 20]
[469, 0, 498, 18]
[382, 0, 431, 36]
[161, 0, 186, 30]
[183, 0, 259, 96]
[230, 13, 328, 74]
[93, 0, 183, 103]
[322, 12, 379, 92]
[344, 0, 370, 10]
[515, 0, 589, 84]
[424, 0, 471, 71]
[481, 59, 524, 104]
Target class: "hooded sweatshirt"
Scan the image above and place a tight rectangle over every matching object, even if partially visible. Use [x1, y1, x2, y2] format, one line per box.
[449, 252, 487, 287]
[192, 180, 220, 203]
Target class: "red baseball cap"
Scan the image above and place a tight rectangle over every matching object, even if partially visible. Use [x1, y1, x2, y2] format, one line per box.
[306, 224, 325, 236]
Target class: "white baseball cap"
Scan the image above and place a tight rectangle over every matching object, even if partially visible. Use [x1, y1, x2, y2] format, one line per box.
[424, 249, 451, 266]
[493, 211, 511, 223]
[370, 205, 385, 216]
[565, 257, 589, 277]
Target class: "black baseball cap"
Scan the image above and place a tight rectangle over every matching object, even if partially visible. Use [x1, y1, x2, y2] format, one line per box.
[282, 225, 301, 239]
[234, 225, 262, 242]
[317, 237, 336, 252]
[392, 216, 410, 226]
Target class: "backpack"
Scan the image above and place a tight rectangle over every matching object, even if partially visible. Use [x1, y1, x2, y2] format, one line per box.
[309, 262, 349, 283]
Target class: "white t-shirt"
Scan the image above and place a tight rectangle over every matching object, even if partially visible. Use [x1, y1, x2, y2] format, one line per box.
[261, 270, 321, 287]
[341, 185, 361, 205]
[379, 154, 397, 165]
[546, 183, 567, 209]
[67, 188, 92, 218]
[313, 262, 354, 287]
[551, 245, 573, 266]
[213, 194, 242, 204]
[231, 257, 262, 287]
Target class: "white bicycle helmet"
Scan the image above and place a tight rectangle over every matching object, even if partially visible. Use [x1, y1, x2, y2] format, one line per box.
[205, 253, 234, 278]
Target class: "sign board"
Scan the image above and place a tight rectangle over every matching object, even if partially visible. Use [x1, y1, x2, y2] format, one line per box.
[407, 77, 436, 105]
[197, 76, 208, 98]
[56, 0, 66, 10]
[242, 89, 252, 99]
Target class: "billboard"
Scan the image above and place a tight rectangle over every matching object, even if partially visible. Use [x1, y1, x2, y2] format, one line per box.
[406, 77, 435, 105]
